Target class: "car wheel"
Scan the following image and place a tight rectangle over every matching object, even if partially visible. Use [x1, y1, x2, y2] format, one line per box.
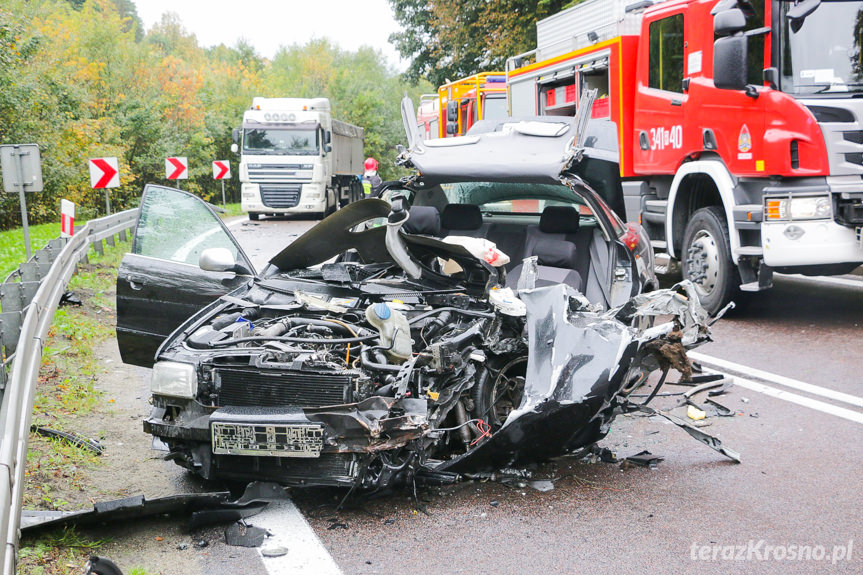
[681, 206, 737, 315]
[474, 356, 527, 430]
[248, 212, 260, 221]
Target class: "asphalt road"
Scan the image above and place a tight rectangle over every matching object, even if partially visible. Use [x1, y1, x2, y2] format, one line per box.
[221, 214, 862, 575]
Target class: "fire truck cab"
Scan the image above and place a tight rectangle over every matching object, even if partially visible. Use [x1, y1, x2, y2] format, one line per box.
[507, 0, 863, 314]
[439, 73, 509, 137]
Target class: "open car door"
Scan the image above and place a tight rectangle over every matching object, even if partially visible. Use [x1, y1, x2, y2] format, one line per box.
[116, 185, 255, 367]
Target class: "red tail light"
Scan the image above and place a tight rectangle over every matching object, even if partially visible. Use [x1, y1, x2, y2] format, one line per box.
[621, 223, 641, 251]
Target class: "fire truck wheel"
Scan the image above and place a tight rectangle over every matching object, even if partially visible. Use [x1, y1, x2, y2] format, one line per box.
[248, 212, 260, 221]
[681, 206, 737, 315]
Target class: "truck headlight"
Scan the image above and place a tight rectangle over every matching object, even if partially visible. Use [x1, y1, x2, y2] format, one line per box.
[151, 361, 197, 398]
[765, 196, 832, 221]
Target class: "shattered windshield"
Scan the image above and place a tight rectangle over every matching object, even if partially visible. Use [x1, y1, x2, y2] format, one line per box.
[243, 127, 320, 155]
[780, 0, 863, 94]
[440, 181, 588, 213]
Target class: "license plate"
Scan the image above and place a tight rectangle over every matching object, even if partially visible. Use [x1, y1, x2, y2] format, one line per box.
[211, 422, 323, 458]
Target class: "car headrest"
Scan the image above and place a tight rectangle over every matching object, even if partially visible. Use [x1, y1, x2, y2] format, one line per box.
[531, 239, 578, 269]
[539, 206, 580, 234]
[441, 204, 483, 231]
[404, 205, 441, 236]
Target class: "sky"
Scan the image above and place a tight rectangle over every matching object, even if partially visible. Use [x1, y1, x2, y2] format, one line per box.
[133, 0, 406, 70]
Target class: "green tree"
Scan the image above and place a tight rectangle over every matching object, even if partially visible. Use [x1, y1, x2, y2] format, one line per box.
[388, 0, 569, 86]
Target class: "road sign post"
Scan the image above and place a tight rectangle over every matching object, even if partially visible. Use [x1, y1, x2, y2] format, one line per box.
[1, 144, 44, 260]
[89, 157, 120, 215]
[212, 161, 231, 206]
[166, 157, 188, 189]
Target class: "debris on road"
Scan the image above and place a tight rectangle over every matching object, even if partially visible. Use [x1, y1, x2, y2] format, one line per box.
[527, 480, 555, 492]
[622, 451, 664, 469]
[20, 481, 291, 533]
[225, 521, 268, 548]
[687, 405, 707, 421]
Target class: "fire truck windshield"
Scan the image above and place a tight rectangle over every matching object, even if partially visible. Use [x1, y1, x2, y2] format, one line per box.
[243, 127, 320, 155]
[780, 0, 863, 94]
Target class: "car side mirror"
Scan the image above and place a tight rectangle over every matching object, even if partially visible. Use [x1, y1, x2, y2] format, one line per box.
[325, 143, 333, 153]
[232, 128, 241, 144]
[200, 247, 251, 275]
[230, 143, 238, 154]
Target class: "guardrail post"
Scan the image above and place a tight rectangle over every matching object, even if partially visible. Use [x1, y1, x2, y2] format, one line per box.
[0, 312, 21, 356]
[93, 239, 104, 256]
[105, 233, 115, 248]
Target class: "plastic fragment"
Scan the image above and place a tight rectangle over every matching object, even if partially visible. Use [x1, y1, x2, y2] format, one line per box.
[687, 405, 706, 420]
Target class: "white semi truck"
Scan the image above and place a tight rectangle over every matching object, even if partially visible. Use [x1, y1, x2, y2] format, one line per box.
[232, 97, 365, 220]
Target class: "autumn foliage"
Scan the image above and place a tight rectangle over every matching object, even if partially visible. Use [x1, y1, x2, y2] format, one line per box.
[0, 0, 430, 230]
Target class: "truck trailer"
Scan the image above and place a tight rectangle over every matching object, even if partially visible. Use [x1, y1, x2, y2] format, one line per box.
[232, 97, 365, 220]
[507, 0, 863, 314]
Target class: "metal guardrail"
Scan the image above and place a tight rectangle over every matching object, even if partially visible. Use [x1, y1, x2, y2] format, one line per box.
[0, 208, 137, 574]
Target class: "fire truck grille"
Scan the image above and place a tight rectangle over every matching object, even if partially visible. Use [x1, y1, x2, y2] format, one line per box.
[260, 186, 301, 208]
[214, 368, 352, 408]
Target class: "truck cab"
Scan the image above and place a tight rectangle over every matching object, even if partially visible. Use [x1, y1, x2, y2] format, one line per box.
[507, 0, 863, 314]
[233, 98, 364, 220]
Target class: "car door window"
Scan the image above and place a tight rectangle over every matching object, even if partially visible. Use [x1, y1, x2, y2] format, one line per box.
[132, 185, 241, 266]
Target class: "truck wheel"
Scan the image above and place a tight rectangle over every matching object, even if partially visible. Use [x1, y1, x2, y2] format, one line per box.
[681, 206, 738, 315]
[318, 192, 331, 220]
[248, 212, 260, 221]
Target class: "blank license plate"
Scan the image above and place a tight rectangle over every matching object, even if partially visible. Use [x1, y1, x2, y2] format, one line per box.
[211, 422, 323, 458]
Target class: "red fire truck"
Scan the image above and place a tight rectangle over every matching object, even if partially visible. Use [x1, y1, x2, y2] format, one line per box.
[438, 72, 509, 137]
[507, 0, 863, 313]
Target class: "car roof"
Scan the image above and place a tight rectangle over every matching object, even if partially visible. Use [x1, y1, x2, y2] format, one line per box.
[403, 116, 620, 188]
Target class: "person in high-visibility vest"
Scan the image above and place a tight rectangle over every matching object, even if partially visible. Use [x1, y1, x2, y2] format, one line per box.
[362, 157, 382, 197]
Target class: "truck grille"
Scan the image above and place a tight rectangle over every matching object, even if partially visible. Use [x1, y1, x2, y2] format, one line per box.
[214, 367, 352, 407]
[247, 164, 311, 183]
[260, 186, 301, 208]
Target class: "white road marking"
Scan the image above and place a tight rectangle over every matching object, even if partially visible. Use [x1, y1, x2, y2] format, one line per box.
[252, 500, 343, 575]
[689, 352, 863, 408]
[705, 369, 863, 425]
[777, 273, 863, 290]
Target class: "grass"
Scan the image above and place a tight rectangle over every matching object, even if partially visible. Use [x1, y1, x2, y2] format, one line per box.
[215, 201, 244, 218]
[19, 527, 111, 575]
[20, 239, 128, 575]
[0, 222, 64, 281]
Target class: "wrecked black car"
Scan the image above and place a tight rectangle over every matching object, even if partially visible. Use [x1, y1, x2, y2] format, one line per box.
[116, 107, 726, 489]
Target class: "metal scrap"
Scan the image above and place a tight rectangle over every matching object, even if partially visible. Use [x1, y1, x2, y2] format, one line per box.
[225, 521, 268, 547]
[30, 426, 104, 455]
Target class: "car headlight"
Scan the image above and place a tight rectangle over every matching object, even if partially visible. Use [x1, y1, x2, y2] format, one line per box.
[151, 361, 197, 398]
[765, 196, 832, 221]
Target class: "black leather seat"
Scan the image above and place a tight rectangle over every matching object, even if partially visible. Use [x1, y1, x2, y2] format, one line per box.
[506, 239, 583, 292]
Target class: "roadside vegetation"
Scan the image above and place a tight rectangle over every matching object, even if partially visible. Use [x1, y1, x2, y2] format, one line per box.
[0, 0, 431, 232]
[0, 223, 63, 280]
[18, 240, 126, 575]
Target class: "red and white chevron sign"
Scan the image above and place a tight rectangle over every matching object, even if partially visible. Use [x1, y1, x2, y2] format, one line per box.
[88, 157, 120, 189]
[212, 160, 231, 180]
[165, 157, 188, 179]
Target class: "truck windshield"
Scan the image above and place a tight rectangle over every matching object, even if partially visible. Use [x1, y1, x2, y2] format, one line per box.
[780, 0, 863, 94]
[243, 128, 319, 155]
